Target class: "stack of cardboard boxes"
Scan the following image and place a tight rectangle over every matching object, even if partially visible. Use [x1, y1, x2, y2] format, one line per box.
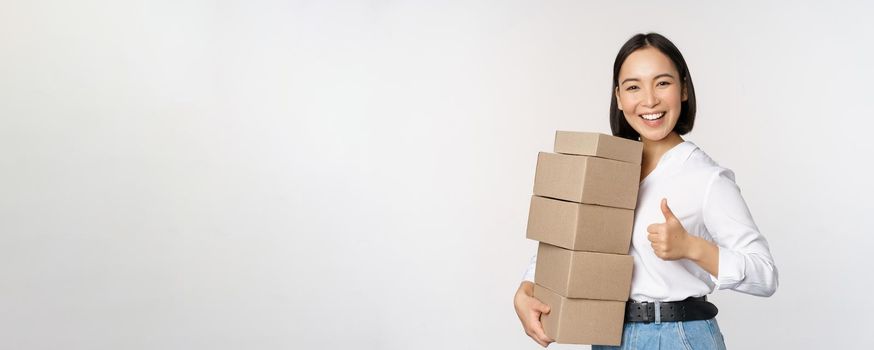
[526, 131, 643, 346]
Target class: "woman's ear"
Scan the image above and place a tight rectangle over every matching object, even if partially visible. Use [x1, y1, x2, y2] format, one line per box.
[615, 87, 623, 110]
[681, 82, 688, 102]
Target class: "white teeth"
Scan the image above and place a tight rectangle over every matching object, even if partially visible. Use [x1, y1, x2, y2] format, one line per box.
[641, 112, 665, 120]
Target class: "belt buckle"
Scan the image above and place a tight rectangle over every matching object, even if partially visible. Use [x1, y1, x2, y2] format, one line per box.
[641, 301, 651, 323]
[641, 301, 662, 324]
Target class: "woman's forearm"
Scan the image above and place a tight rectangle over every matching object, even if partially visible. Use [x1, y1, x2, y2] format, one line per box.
[687, 236, 719, 278]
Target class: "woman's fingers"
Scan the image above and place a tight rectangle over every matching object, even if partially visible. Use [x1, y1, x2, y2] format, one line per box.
[516, 288, 554, 347]
[527, 306, 554, 347]
[527, 318, 553, 347]
[532, 299, 551, 314]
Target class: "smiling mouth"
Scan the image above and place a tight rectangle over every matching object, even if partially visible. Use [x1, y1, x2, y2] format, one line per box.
[640, 112, 665, 121]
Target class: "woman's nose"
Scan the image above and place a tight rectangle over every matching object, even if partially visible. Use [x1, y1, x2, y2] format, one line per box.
[642, 88, 659, 107]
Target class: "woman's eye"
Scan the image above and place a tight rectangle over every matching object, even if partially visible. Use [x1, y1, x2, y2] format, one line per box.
[657, 81, 671, 86]
[625, 86, 639, 91]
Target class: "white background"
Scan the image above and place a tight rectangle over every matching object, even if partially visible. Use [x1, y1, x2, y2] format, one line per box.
[2, 1, 873, 349]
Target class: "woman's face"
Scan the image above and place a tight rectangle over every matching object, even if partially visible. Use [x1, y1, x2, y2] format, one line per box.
[615, 46, 687, 142]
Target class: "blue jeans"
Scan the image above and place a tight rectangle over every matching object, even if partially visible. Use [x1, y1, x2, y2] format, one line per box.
[592, 319, 726, 350]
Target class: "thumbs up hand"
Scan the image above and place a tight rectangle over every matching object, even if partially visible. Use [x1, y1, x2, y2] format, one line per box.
[647, 198, 693, 261]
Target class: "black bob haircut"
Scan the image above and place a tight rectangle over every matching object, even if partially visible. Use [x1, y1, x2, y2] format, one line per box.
[609, 33, 696, 141]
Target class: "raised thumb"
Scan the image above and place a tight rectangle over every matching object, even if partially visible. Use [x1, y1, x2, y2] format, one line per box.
[660, 198, 676, 221]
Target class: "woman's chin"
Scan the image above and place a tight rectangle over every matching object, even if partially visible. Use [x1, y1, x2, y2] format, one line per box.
[637, 130, 672, 143]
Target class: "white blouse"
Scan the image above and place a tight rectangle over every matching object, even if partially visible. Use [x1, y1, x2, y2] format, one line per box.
[524, 141, 778, 302]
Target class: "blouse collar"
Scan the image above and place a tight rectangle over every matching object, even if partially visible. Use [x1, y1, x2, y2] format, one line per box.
[640, 141, 699, 184]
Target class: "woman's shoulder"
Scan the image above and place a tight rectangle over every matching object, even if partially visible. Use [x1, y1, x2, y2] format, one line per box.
[681, 142, 736, 182]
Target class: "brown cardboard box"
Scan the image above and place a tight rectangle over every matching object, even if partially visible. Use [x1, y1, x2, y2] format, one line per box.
[533, 152, 641, 209]
[554, 131, 643, 165]
[526, 195, 633, 254]
[534, 284, 626, 346]
[535, 243, 633, 301]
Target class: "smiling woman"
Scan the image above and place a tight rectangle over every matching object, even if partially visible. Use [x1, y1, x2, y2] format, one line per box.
[610, 34, 696, 144]
[513, 33, 778, 350]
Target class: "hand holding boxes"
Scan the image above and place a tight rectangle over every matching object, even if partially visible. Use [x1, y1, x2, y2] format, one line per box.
[526, 131, 642, 346]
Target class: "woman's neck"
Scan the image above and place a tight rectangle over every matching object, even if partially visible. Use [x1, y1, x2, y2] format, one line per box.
[640, 132, 684, 178]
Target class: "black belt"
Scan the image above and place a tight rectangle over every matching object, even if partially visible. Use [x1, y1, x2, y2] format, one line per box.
[624, 296, 718, 323]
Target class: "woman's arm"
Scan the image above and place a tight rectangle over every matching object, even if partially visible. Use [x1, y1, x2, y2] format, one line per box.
[686, 234, 720, 277]
[701, 169, 779, 297]
[646, 169, 778, 297]
[515, 254, 553, 347]
[647, 198, 720, 277]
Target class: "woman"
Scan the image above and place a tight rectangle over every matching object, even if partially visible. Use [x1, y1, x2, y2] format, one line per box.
[513, 33, 778, 349]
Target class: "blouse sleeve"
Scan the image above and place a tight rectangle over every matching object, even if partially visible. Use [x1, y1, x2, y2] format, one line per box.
[702, 169, 779, 297]
[522, 253, 537, 283]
